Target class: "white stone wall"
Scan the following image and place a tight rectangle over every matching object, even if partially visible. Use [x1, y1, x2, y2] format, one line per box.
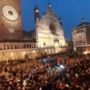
[36, 13, 66, 49]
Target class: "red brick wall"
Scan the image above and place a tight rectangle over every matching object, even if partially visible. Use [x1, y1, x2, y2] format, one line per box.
[0, 0, 22, 40]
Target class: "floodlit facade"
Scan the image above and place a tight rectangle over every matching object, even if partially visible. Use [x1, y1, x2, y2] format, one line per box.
[0, 1, 67, 61]
[34, 3, 66, 52]
[72, 19, 90, 54]
[0, 0, 22, 40]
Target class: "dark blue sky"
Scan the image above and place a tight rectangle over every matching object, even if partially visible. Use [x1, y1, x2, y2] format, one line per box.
[21, 0, 90, 40]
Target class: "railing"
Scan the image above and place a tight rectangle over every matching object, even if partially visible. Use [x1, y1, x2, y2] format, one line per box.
[0, 42, 37, 51]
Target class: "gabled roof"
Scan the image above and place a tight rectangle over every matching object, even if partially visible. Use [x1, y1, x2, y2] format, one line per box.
[44, 3, 58, 18]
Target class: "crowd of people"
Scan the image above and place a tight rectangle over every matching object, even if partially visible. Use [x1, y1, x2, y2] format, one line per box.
[0, 54, 90, 90]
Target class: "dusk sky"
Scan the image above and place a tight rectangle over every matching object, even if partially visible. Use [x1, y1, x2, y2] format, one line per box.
[21, 0, 90, 40]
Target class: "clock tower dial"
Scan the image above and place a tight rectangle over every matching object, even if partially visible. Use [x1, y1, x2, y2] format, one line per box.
[0, 0, 22, 40]
[2, 5, 19, 21]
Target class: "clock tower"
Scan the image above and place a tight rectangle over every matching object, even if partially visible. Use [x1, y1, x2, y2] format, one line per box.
[0, 0, 22, 40]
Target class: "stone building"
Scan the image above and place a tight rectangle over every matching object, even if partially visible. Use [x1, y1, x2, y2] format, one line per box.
[72, 19, 90, 54]
[0, 1, 67, 61]
[0, 0, 22, 40]
[34, 3, 66, 52]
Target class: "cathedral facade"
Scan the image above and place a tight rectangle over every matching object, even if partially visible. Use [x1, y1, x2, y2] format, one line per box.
[34, 3, 66, 52]
[0, 1, 67, 61]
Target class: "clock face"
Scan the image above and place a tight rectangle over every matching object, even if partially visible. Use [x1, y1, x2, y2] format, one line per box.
[2, 5, 19, 21]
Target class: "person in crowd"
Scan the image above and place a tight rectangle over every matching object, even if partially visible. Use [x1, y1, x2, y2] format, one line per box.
[0, 54, 89, 90]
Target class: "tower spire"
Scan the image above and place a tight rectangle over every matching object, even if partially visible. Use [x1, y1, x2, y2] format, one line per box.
[48, 1, 52, 9]
[34, 5, 40, 23]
